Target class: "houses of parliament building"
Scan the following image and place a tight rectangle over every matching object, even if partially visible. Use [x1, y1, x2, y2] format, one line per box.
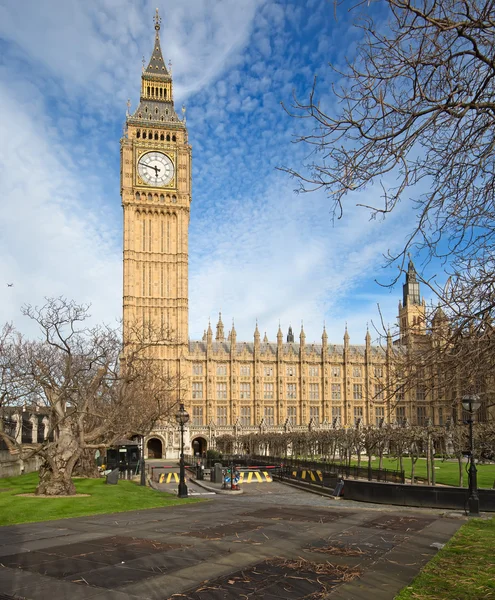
[122, 12, 445, 459]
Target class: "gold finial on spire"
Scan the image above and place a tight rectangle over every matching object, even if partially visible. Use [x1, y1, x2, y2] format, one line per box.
[126, 98, 131, 116]
[154, 8, 161, 31]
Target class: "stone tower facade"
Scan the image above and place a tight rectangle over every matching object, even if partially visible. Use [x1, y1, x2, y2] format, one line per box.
[121, 9, 191, 374]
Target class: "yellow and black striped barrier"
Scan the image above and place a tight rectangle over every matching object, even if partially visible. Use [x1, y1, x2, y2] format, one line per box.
[159, 472, 180, 484]
[238, 470, 273, 483]
[291, 469, 323, 483]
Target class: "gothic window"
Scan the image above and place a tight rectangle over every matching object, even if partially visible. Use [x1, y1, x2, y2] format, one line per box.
[166, 134, 170, 141]
[286, 366, 295, 377]
[264, 406, 274, 426]
[147, 193, 152, 202]
[240, 406, 251, 427]
[416, 386, 426, 402]
[264, 383, 274, 399]
[217, 406, 227, 426]
[309, 383, 319, 400]
[395, 384, 405, 402]
[240, 365, 250, 376]
[331, 366, 341, 377]
[286, 383, 296, 399]
[155, 108, 158, 115]
[287, 406, 297, 425]
[159, 88, 163, 98]
[192, 406, 203, 426]
[192, 382, 203, 399]
[331, 383, 341, 400]
[309, 406, 319, 424]
[396, 406, 406, 425]
[264, 366, 273, 377]
[375, 406, 385, 427]
[192, 363, 203, 376]
[135, 192, 140, 201]
[160, 134, 164, 141]
[154, 132, 158, 140]
[172, 195, 177, 203]
[172, 135, 176, 142]
[332, 406, 341, 419]
[438, 407, 444, 426]
[145, 106, 148, 113]
[353, 406, 363, 426]
[240, 383, 251, 399]
[374, 366, 383, 378]
[216, 382, 227, 399]
[216, 364, 227, 376]
[164, 88, 167, 98]
[136, 130, 141, 138]
[374, 384, 384, 400]
[353, 384, 363, 400]
[308, 366, 319, 377]
[143, 131, 147, 139]
[148, 131, 152, 138]
[416, 406, 427, 426]
[138, 113, 142, 118]
[352, 366, 362, 378]
[147, 86, 150, 96]
[159, 194, 164, 202]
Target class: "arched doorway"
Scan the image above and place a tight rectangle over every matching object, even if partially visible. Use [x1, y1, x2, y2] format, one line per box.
[147, 438, 163, 459]
[191, 437, 207, 457]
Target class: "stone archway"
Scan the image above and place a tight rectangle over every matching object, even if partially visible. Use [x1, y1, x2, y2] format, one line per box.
[191, 436, 207, 457]
[147, 438, 163, 459]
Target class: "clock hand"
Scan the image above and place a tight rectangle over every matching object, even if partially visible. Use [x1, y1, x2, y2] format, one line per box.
[139, 162, 161, 175]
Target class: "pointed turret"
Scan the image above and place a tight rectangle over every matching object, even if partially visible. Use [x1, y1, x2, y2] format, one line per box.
[365, 326, 371, 348]
[254, 321, 260, 343]
[322, 324, 328, 345]
[216, 312, 225, 342]
[344, 324, 350, 348]
[263, 331, 268, 343]
[202, 329, 207, 342]
[403, 260, 421, 306]
[206, 320, 213, 345]
[128, 9, 182, 126]
[287, 325, 294, 343]
[300, 323, 306, 346]
[230, 319, 236, 355]
[277, 323, 283, 346]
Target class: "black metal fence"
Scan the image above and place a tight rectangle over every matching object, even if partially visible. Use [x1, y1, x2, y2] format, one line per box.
[184, 453, 405, 484]
[251, 455, 405, 483]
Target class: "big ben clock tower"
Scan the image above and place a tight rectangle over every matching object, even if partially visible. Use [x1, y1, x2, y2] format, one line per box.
[121, 9, 191, 367]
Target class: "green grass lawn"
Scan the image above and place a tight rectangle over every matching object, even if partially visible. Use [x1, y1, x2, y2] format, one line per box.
[395, 517, 495, 600]
[0, 472, 200, 526]
[350, 457, 495, 488]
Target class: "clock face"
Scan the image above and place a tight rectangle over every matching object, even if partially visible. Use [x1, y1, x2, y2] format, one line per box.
[137, 151, 174, 186]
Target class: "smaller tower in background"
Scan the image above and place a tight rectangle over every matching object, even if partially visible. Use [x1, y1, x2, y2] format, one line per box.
[398, 260, 426, 343]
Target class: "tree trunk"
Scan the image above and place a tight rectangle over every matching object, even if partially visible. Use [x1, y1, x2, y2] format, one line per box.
[458, 456, 464, 487]
[73, 448, 99, 478]
[36, 426, 82, 496]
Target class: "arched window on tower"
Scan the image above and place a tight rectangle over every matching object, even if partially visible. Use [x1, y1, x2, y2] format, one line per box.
[159, 88, 162, 98]
[147, 86, 150, 96]
[160, 133, 164, 141]
[166, 134, 170, 141]
[135, 192, 141, 201]
[136, 130, 141, 138]
[172, 135, 176, 142]
[164, 89, 167, 98]
[142, 131, 147, 139]
[154, 132, 158, 140]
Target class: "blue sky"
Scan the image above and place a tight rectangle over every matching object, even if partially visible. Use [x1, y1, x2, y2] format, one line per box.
[0, 0, 434, 345]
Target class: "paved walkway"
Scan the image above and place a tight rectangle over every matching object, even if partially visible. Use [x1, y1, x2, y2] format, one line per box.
[0, 483, 465, 599]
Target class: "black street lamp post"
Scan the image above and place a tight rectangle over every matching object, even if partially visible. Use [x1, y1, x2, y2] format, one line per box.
[175, 402, 189, 498]
[461, 395, 481, 517]
[140, 435, 146, 487]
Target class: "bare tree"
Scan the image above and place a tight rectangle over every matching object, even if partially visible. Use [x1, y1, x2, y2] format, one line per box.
[0, 298, 178, 496]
